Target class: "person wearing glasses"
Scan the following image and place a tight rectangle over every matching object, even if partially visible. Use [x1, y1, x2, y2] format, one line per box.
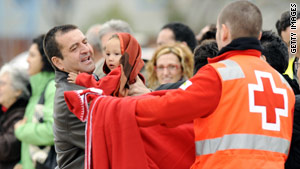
[145, 42, 194, 89]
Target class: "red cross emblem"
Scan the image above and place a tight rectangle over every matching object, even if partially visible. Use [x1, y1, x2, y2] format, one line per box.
[248, 70, 288, 131]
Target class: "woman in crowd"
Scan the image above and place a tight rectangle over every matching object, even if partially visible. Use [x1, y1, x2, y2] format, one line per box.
[14, 34, 56, 169]
[0, 63, 30, 169]
[146, 42, 194, 89]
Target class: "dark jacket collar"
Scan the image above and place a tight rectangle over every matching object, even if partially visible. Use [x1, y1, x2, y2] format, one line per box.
[0, 97, 27, 121]
[208, 37, 262, 64]
[7, 98, 28, 112]
[55, 70, 68, 83]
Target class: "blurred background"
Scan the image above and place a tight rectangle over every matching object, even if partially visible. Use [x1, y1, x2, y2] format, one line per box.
[0, 0, 299, 66]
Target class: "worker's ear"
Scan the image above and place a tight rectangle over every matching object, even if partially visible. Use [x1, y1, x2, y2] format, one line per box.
[257, 31, 262, 40]
[221, 24, 229, 42]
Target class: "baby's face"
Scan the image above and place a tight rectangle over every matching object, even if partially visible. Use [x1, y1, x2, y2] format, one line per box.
[105, 38, 122, 70]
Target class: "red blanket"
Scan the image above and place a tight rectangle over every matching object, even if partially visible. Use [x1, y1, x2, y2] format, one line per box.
[64, 89, 195, 169]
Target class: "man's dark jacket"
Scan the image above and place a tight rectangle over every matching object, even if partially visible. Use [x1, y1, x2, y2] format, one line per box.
[53, 71, 86, 169]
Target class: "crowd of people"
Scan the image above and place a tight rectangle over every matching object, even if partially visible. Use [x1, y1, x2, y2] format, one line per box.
[0, 1, 299, 169]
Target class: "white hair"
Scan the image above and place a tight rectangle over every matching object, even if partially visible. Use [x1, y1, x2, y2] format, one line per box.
[0, 63, 30, 100]
[86, 24, 102, 52]
[98, 19, 133, 50]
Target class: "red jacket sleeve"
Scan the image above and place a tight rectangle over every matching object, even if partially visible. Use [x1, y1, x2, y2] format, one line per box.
[136, 65, 222, 127]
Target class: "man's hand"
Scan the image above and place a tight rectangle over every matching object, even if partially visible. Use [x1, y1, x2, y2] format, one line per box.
[128, 76, 151, 96]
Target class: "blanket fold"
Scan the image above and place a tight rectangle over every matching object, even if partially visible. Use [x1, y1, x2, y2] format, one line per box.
[64, 89, 195, 169]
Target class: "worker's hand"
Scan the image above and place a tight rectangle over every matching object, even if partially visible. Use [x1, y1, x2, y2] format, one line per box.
[128, 76, 151, 96]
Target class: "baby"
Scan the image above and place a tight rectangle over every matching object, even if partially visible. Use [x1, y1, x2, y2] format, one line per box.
[67, 32, 144, 97]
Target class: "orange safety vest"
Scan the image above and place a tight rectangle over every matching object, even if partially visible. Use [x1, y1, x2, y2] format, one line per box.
[191, 55, 295, 169]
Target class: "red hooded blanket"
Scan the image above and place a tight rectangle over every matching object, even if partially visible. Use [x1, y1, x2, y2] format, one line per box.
[74, 32, 145, 97]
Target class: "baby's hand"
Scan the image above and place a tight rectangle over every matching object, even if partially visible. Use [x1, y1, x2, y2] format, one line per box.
[68, 72, 78, 83]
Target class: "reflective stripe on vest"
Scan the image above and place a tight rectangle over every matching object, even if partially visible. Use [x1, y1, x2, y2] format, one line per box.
[195, 134, 290, 156]
[217, 60, 245, 81]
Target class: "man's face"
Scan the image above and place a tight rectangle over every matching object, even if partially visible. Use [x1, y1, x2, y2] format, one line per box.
[156, 28, 176, 47]
[281, 19, 300, 58]
[55, 29, 95, 73]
